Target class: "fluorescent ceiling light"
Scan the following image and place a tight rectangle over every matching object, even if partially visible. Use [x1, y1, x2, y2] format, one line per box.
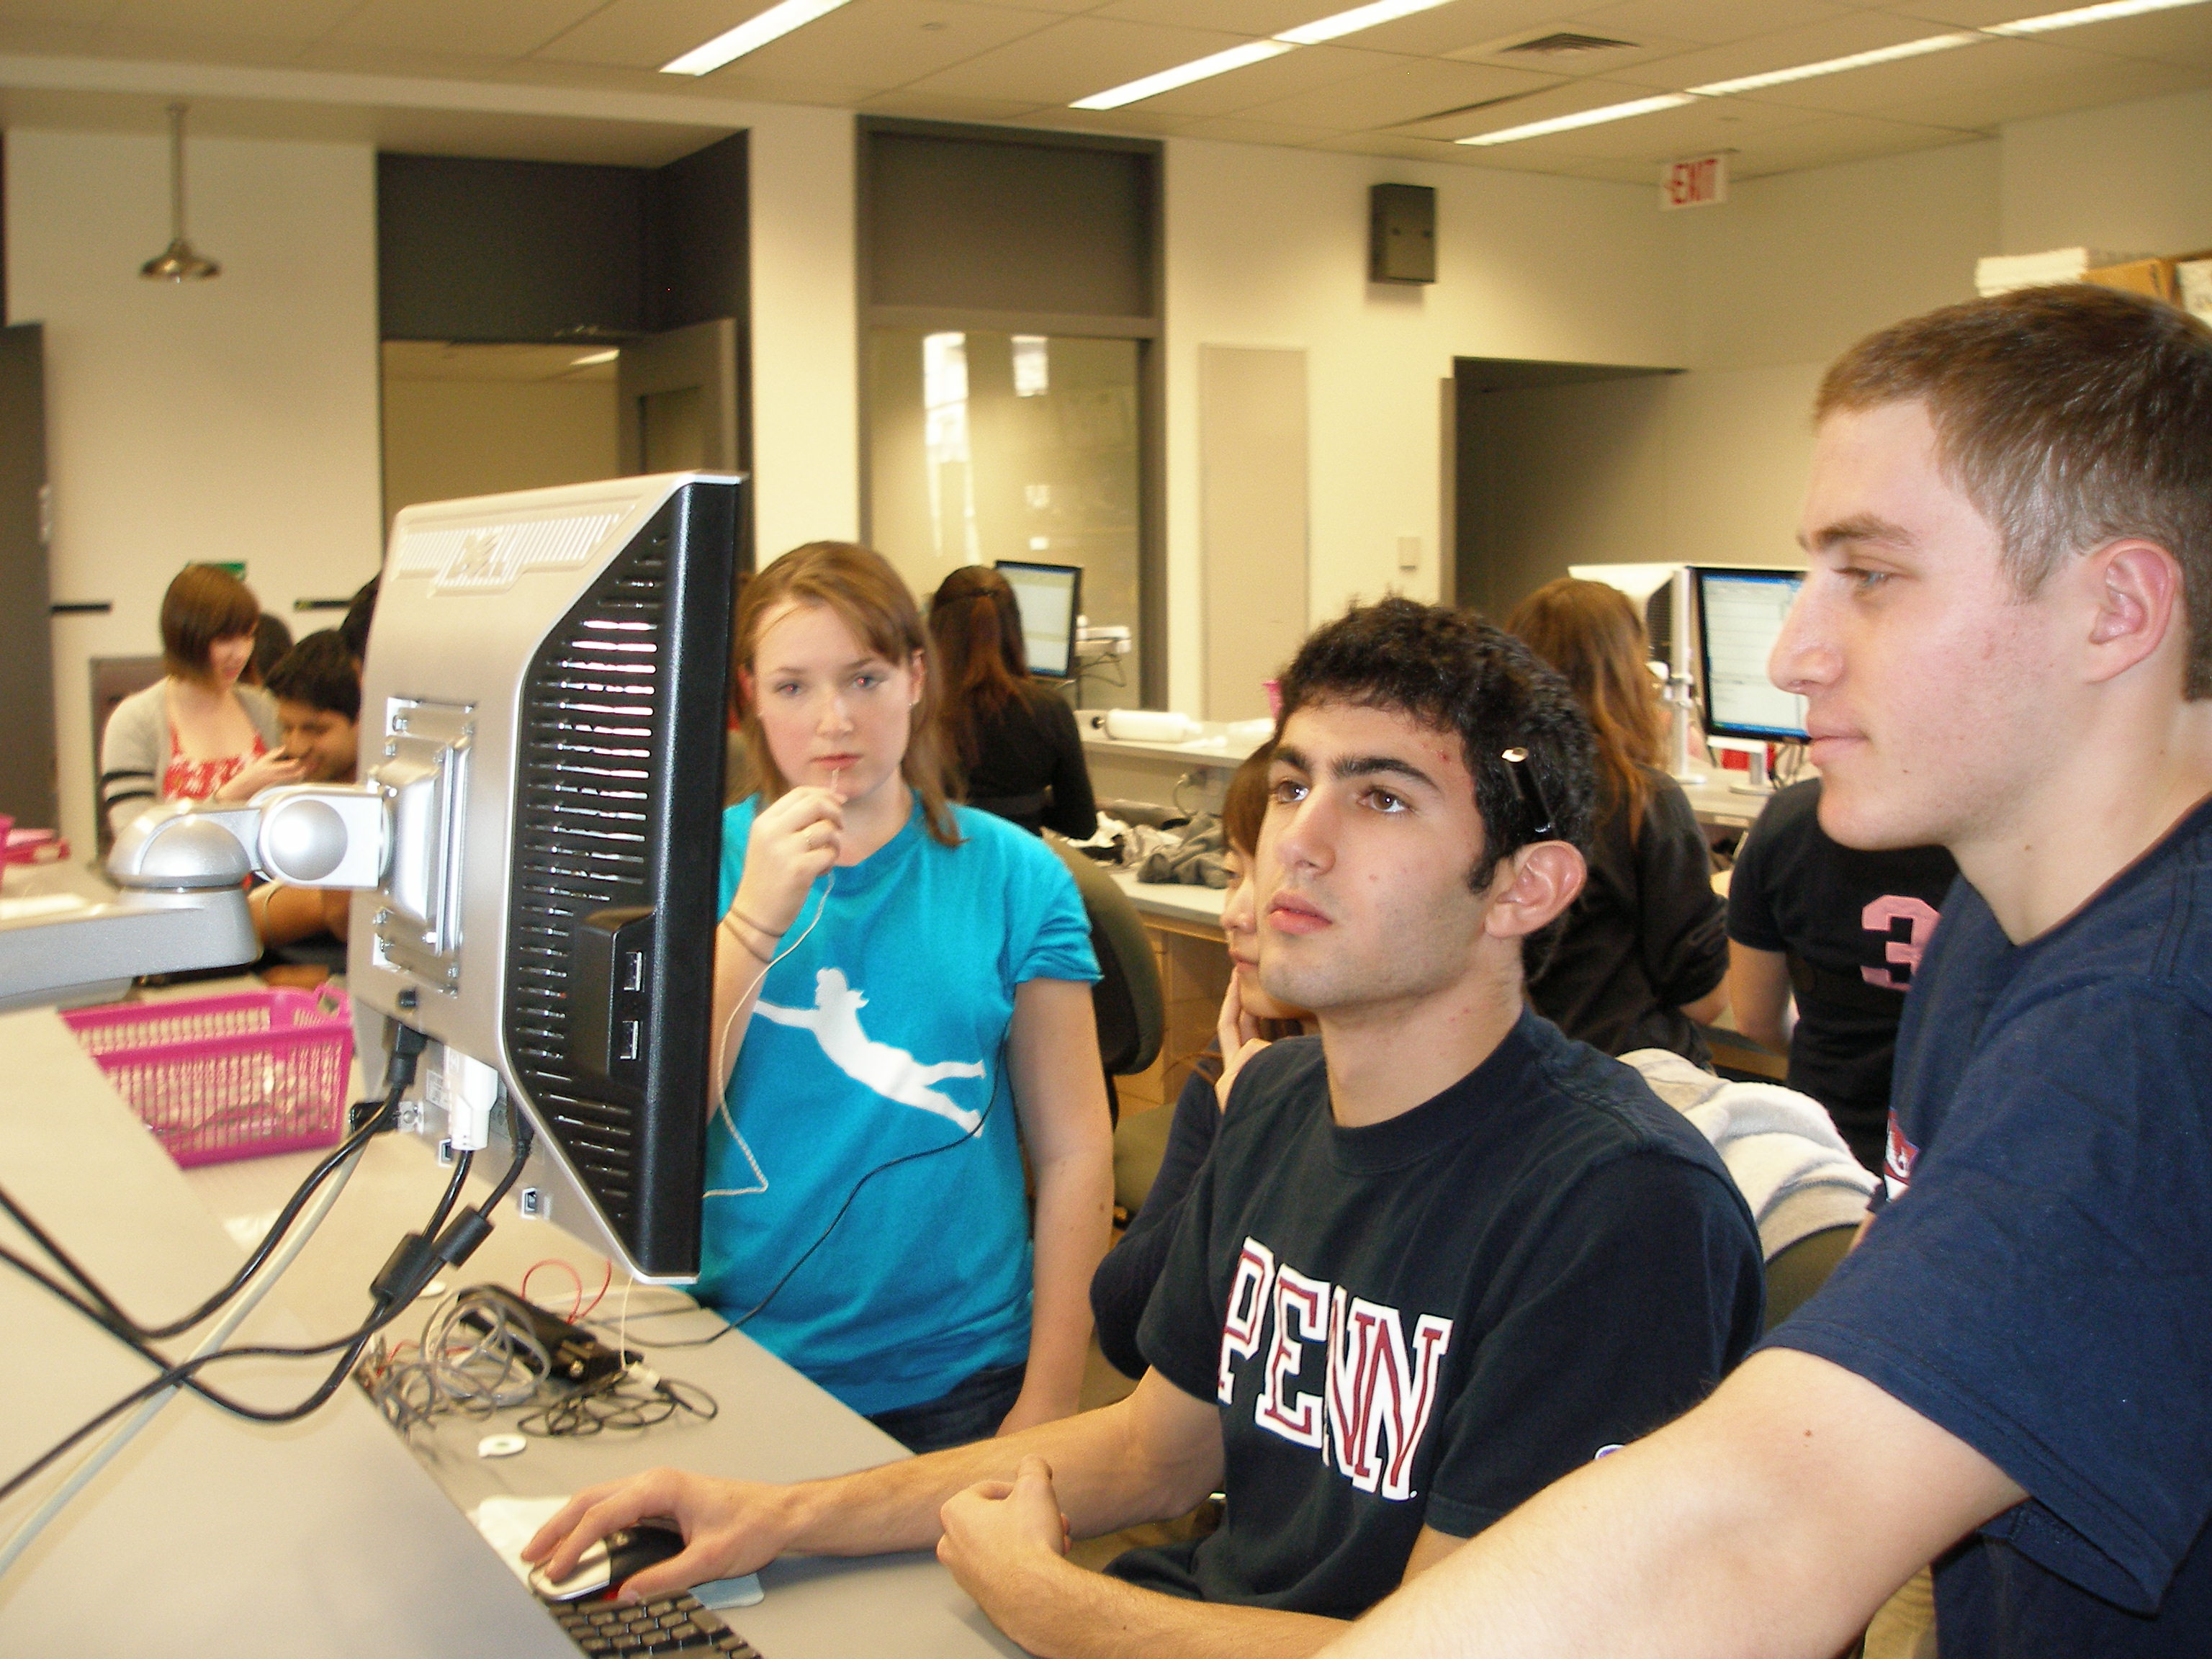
[1071, 40, 1292, 109]
[1069, 0, 1452, 109]
[1457, 0, 2212, 146]
[1989, 0, 2207, 34]
[1277, 0, 1458, 47]
[1458, 93, 1695, 145]
[660, 0, 854, 75]
[1688, 32, 1977, 96]
[570, 349, 619, 367]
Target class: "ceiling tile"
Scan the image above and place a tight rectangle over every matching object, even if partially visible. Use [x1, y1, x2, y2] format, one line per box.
[543, 0, 1059, 92]
[1722, 110, 1981, 176]
[1172, 111, 1349, 143]
[1449, 26, 1708, 78]
[103, 0, 356, 39]
[1570, 0, 1861, 49]
[703, 0, 1064, 91]
[1092, 0, 1344, 30]
[900, 14, 1266, 104]
[1863, 50, 2211, 126]
[856, 86, 1056, 119]
[529, 0, 765, 68]
[2026, 7, 2212, 73]
[1230, 53, 1562, 127]
[324, 0, 611, 58]
[1413, 70, 1683, 138]
[1326, 0, 1604, 56]
[0, 0, 120, 23]
[1132, 42, 1416, 117]
[1462, 86, 1806, 154]
[76, 23, 315, 63]
[1701, 34, 2119, 119]
[1626, 11, 1983, 94]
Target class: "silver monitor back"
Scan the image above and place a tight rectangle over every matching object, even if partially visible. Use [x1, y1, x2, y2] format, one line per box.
[350, 472, 742, 1281]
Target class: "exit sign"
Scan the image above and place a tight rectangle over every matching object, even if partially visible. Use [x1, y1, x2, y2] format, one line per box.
[1660, 153, 1728, 210]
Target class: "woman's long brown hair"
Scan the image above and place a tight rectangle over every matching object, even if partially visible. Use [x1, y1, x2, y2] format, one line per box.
[1505, 577, 1664, 835]
[733, 541, 961, 847]
[927, 565, 1028, 773]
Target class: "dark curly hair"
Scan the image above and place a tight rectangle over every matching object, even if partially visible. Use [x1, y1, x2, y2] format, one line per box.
[1274, 597, 1597, 893]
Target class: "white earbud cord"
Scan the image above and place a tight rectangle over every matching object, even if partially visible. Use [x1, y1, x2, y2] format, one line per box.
[703, 869, 835, 1199]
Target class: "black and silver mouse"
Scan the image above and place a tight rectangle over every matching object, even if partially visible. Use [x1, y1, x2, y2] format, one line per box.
[528, 1523, 687, 1602]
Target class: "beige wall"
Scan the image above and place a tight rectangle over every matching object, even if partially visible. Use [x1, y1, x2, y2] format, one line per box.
[5, 127, 383, 855]
[1161, 135, 1678, 709]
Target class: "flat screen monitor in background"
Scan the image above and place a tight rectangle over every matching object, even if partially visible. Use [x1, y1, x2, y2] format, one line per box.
[994, 559, 1082, 679]
[1694, 566, 1809, 742]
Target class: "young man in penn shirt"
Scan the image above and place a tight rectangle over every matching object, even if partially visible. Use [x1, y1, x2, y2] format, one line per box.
[524, 601, 1763, 1658]
[1311, 287, 2212, 1659]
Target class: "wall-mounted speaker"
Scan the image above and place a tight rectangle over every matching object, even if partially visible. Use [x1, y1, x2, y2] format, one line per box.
[1370, 183, 1436, 285]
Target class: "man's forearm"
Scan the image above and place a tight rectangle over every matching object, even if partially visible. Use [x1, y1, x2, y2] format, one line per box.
[784, 1393, 1194, 1557]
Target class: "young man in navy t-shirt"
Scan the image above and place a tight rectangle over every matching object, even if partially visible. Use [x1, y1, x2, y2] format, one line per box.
[523, 603, 1764, 1656]
[1316, 286, 2212, 1658]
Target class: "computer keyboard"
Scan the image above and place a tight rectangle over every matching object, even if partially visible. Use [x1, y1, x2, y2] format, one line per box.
[549, 1589, 763, 1656]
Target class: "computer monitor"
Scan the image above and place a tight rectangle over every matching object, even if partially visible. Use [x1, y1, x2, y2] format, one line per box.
[1692, 566, 1809, 743]
[349, 473, 744, 1282]
[994, 559, 1082, 679]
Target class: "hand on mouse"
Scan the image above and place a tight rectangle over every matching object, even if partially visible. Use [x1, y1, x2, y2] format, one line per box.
[523, 1468, 797, 1603]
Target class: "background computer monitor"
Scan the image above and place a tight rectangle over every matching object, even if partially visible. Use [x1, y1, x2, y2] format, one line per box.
[994, 559, 1082, 679]
[1693, 565, 1809, 742]
[351, 472, 743, 1282]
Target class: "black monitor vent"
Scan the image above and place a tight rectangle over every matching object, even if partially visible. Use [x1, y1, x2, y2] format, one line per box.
[500, 483, 737, 1277]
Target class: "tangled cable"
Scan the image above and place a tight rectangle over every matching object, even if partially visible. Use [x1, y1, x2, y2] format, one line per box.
[356, 1282, 716, 1442]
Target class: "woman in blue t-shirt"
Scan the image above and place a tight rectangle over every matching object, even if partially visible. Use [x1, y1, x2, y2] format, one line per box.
[704, 540, 1112, 1453]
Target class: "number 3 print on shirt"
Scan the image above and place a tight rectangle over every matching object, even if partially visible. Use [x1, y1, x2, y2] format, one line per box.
[1860, 896, 1941, 990]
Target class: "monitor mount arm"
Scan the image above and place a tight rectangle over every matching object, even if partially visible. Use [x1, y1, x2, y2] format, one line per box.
[0, 788, 390, 1015]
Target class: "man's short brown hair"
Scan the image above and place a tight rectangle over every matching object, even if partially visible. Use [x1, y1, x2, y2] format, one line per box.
[1818, 284, 2212, 696]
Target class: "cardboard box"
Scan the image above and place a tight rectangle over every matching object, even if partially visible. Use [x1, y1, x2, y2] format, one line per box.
[2085, 257, 2177, 303]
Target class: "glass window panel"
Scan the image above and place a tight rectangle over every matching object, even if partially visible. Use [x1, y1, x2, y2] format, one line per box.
[868, 327, 1142, 709]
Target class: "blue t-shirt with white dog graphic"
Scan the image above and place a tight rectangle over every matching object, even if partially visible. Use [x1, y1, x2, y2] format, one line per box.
[699, 794, 1097, 1416]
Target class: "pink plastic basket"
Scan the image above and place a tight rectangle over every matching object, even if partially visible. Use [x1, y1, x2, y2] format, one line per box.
[63, 988, 355, 1167]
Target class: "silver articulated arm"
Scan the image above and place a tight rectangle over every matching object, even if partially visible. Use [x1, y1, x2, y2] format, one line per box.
[0, 789, 390, 1014]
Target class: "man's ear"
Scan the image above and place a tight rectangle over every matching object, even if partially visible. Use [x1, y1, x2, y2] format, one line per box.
[1483, 842, 1586, 940]
[2082, 539, 2183, 686]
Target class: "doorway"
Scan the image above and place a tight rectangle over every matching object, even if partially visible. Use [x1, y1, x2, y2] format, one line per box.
[1452, 356, 1681, 619]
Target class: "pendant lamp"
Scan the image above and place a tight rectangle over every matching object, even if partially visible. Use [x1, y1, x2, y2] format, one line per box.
[140, 102, 220, 282]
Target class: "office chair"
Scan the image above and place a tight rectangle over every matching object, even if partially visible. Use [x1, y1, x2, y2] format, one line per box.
[1044, 837, 1164, 1129]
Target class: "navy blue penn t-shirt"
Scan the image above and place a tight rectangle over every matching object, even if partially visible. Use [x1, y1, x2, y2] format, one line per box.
[1769, 795, 2212, 1656]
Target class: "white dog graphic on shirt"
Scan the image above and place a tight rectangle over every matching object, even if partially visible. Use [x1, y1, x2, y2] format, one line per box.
[754, 967, 986, 1132]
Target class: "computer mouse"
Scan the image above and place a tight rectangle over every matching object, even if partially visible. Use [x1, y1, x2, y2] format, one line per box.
[527, 1523, 687, 1602]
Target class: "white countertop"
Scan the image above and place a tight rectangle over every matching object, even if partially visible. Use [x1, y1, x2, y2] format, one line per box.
[1110, 869, 1228, 926]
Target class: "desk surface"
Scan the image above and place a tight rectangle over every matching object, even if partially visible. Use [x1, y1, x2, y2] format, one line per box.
[1110, 871, 1226, 928]
[0, 1006, 1018, 1659]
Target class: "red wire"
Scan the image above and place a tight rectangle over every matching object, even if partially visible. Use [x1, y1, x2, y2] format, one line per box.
[575, 1258, 613, 1320]
[520, 1256, 583, 1318]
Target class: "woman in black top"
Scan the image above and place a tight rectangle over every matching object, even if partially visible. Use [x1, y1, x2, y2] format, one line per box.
[927, 565, 1098, 840]
[1507, 578, 1729, 1064]
[1088, 745, 1309, 1377]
